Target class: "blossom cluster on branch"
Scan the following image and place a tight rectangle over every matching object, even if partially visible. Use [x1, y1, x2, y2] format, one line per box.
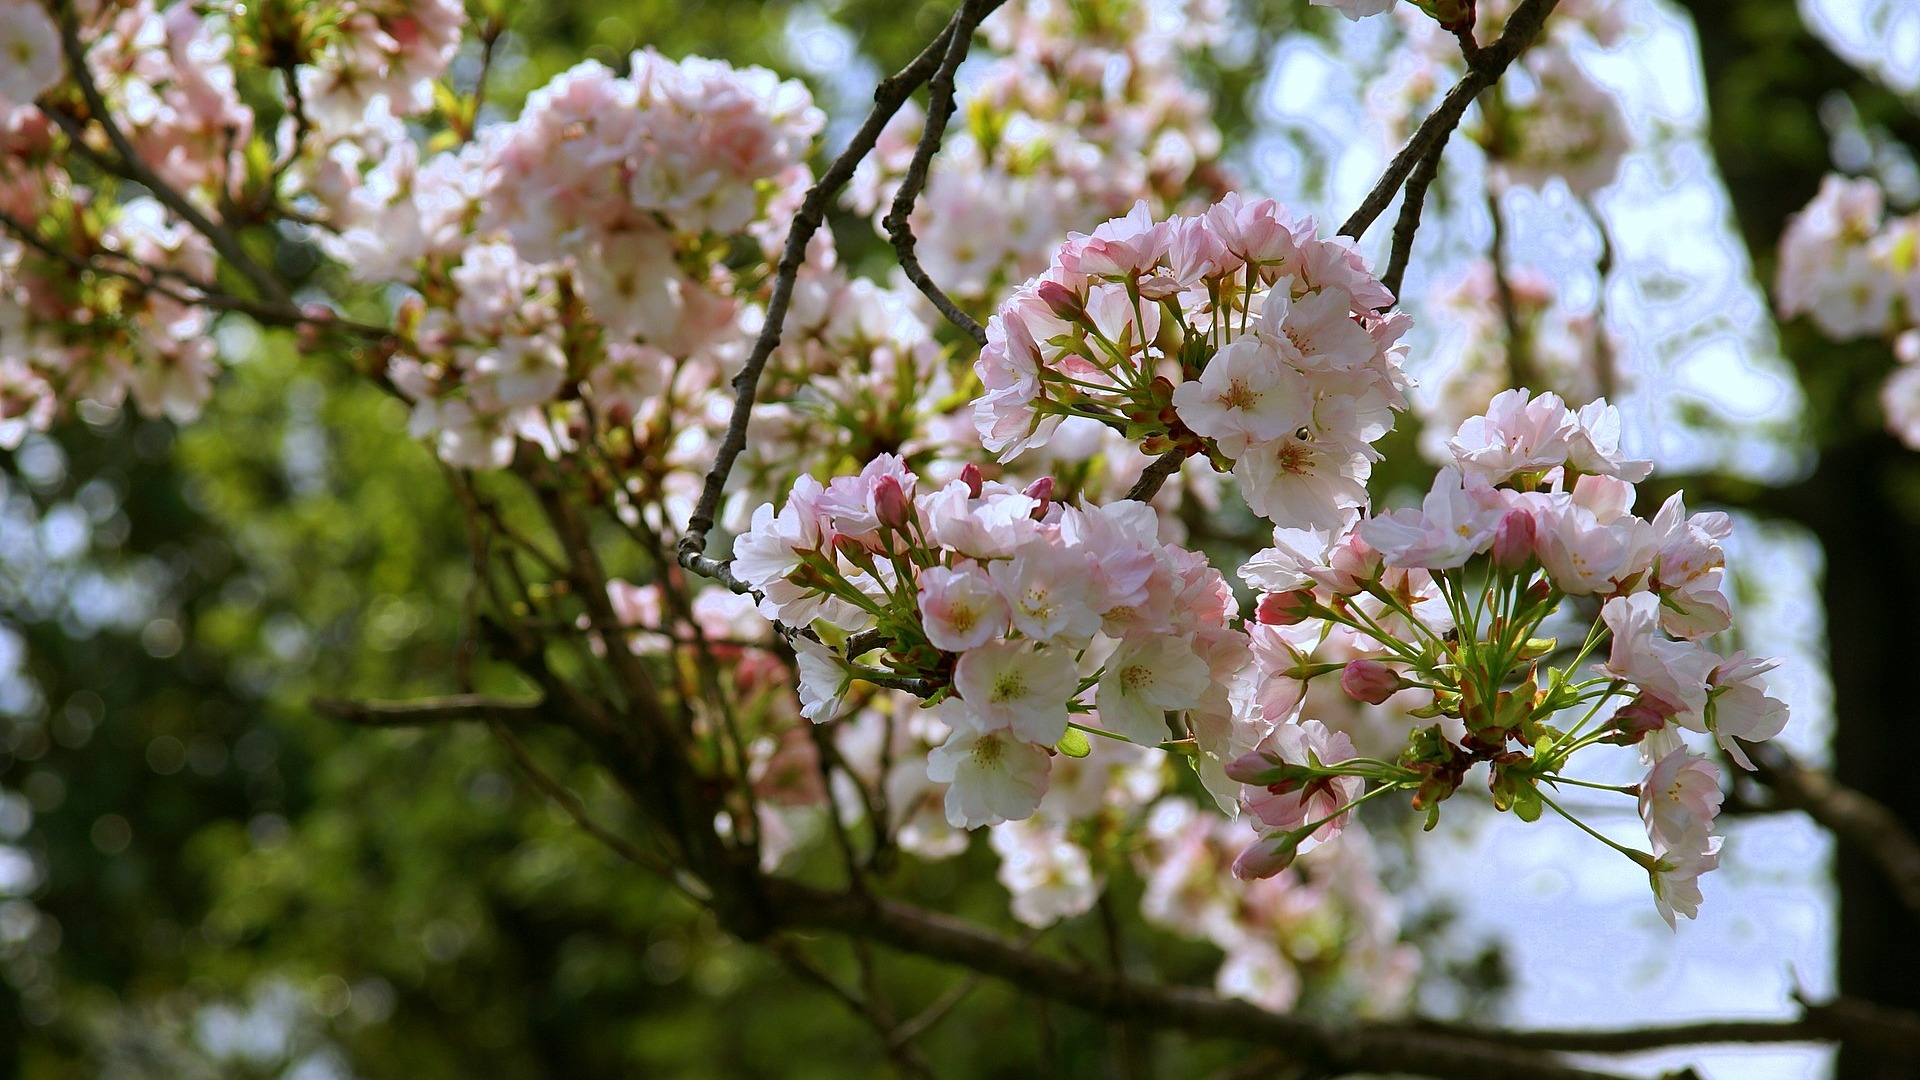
[1774, 174, 1920, 447]
[0, 0, 1819, 1049]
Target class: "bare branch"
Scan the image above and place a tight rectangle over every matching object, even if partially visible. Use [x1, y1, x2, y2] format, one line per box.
[1381, 136, 1449, 303]
[1746, 741, 1920, 919]
[1338, 0, 1562, 241]
[311, 694, 546, 727]
[881, 0, 1003, 347]
[677, 10, 975, 573]
[1125, 452, 1187, 504]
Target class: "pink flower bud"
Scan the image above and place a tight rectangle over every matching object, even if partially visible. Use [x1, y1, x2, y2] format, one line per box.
[874, 475, 912, 531]
[831, 533, 871, 563]
[1231, 830, 1301, 880]
[1024, 476, 1055, 521]
[1610, 694, 1678, 743]
[1035, 279, 1087, 321]
[1492, 509, 1536, 571]
[1339, 659, 1402, 705]
[1255, 589, 1317, 626]
[960, 462, 985, 499]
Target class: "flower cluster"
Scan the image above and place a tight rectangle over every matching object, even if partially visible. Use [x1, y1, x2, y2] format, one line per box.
[290, 0, 466, 131]
[300, 52, 824, 468]
[1136, 798, 1418, 1014]
[1229, 388, 1788, 925]
[1773, 175, 1920, 448]
[733, 455, 1255, 827]
[977, 197, 1409, 530]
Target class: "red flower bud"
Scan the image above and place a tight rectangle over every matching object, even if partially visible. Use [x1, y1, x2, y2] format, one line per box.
[1610, 694, 1678, 742]
[1339, 658, 1402, 705]
[1024, 476, 1055, 521]
[1256, 589, 1317, 626]
[1035, 279, 1087, 321]
[874, 475, 912, 531]
[1492, 508, 1536, 571]
[960, 462, 985, 499]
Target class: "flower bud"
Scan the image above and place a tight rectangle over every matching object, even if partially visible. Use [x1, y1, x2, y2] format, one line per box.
[1492, 509, 1536, 571]
[1035, 279, 1086, 322]
[831, 533, 874, 565]
[1231, 830, 1302, 880]
[1024, 476, 1055, 520]
[960, 462, 985, 499]
[1610, 694, 1677, 743]
[1256, 589, 1317, 625]
[1224, 748, 1286, 786]
[1339, 659, 1402, 705]
[874, 475, 912, 531]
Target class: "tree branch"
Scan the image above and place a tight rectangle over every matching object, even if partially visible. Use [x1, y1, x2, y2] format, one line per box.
[310, 694, 547, 727]
[880, 0, 1002, 347]
[53, 9, 292, 306]
[1746, 741, 1920, 919]
[1125, 452, 1188, 503]
[1337, 0, 1562, 241]
[676, 10, 974, 575]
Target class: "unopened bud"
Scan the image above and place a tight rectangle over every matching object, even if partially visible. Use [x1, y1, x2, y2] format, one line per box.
[1256, 589, 1317, 625]
[1492, 509, 1536, 571]
[1035, 279, 1087, 321]
[1609, 694, 1677, 743]
[1025, 476, 1055, 520]
[1339, 659, 1402, 705]
[1231, 830, 1301, 880]
[831, 533, 872, 565]
[874, 475, 912, 531]
[960, 462, 985, 499]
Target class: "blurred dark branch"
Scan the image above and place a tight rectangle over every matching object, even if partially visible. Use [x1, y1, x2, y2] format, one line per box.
[677, 8, 975, 581]
[1494, 996, 1920, 1058]
[770, 938, 939, 1080]
[311, 694, 546, 727]
[1338, 0, 1562, 241]
[1745, 741, 1920, 919]
[52, 9, 291, 305]
[881, 0, 1002, 348]
[1126, 452, 1188, 503]
[0, 204, 391, 340]
[1486, 184, 1537, 391]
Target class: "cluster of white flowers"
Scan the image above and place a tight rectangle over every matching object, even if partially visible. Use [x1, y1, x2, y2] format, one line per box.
[978, 197, 1410, 530]
[293, 53, 825, 468]
[732, 454, 1258, 827]
[1773, 175, 1920, 447]
[1232, 388, 1788, 924]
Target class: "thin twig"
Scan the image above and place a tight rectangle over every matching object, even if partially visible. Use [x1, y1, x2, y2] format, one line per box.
[311, 694, 546, 727]
[676, 13, 971, 576]
[1382, 136, 1449, 302]
[881, 0, 1002, 347]
[490, 720, 712, 903]
[1337, 0, 1562, 240]
[54, 10, 292, 305]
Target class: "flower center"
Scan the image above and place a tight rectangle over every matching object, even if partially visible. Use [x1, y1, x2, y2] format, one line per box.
[992, 672, 1028, 702]
[971, 732, 1005, 766]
